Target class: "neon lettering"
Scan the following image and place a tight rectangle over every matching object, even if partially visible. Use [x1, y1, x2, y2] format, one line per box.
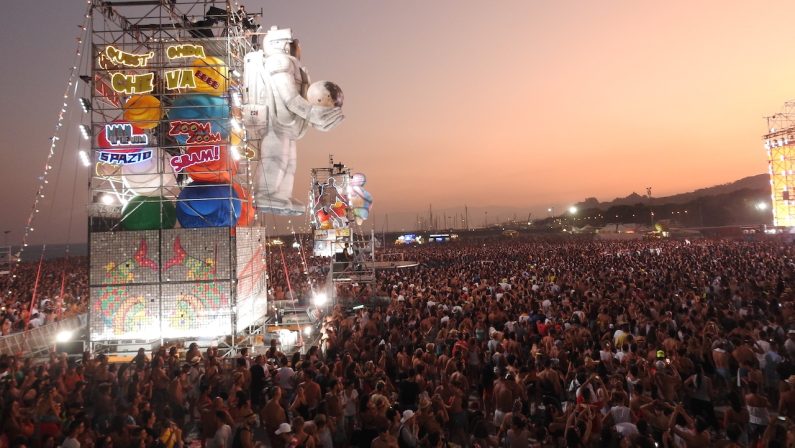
[194, 70, 220, 89]
[164, 69, 197, 90]
[168, 121, 222, 145]
[104, 46, 154, 68]
[104, 123, 149, 146]
[166, 44, 206, 59]
[111, 72, 155, 94]
[169, 146, 221, 172]
[98, 149, 153, 165]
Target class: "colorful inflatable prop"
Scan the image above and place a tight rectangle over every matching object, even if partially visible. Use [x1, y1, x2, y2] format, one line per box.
[247, 27, 344, 216]
[173, 145, 237, 183]
[123, 94, 162, 129]
[232, 183, 256, 227]
[176, 183, 242, 228]
[349, 173, 373, 225]
[121, 149, 178, 197]
[168, 94, 230, 145]
[191, 56, 228, 96]
[121, 195, 177, 230]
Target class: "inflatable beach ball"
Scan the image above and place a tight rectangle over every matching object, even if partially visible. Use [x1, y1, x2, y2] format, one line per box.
[176, 183, 242, 228]
[191, 56, 228, 95]
[121, 149, 178, 197]
[121, 196, 176, 230]
[233, 183, 255, 227]
[123, 94, 162, 129]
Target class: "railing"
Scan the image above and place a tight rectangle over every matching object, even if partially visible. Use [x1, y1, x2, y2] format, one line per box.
[0, 314, 87, 356]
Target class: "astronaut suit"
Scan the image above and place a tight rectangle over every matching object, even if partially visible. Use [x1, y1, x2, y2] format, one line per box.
[243, 27, 344, 215]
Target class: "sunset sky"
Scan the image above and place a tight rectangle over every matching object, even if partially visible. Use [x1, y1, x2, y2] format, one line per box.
[0, 0, 790, 242]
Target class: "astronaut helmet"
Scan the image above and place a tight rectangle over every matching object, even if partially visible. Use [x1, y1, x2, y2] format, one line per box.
[263, 26, 294, 56]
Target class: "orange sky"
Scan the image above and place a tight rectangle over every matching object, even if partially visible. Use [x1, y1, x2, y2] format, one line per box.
[0, 0, 791, 240]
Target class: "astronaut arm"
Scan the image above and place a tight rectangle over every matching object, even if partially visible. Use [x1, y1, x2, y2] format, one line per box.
[265, 56, 344, 131]
[286, 95, 344, 131]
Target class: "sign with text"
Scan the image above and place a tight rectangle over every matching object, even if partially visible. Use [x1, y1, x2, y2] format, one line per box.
[168, 121, 222, 145]
[169, 146, 221, 172]
[98, 149, 153, 165]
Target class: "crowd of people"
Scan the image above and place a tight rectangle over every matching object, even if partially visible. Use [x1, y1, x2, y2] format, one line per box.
[1, 237, 795, 448]
[0, 257, 88, 335]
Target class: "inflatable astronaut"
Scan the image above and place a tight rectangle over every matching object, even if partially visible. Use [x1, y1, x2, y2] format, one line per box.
[243, 26, 344, 215]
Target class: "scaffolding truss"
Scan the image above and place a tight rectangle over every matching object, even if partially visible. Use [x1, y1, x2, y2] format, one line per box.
[764, 102, 795, 227]
[85, 0, 268, 351]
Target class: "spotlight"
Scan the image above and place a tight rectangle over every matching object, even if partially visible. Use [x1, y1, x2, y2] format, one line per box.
[568, 206, 578, 215]
[101, 194, 114, 205]
[79, 124, 91, 140]
[55, 330, 73, 343]
[756, 202, 769, 211]
[231, 69, 241, 78]
[78, 150, 91, 167]
[303, 326, 313, 337]
[231, 145, 241, 161]
[312, 292, 328, 307]
[79, 97, 91, 113]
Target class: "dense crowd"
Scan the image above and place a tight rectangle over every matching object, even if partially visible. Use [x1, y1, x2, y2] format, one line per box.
[0, 257, 88, 335]
[2, 238, 795, 448]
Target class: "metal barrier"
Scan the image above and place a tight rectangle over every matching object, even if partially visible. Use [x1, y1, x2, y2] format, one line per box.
[0, 314, 87, 356]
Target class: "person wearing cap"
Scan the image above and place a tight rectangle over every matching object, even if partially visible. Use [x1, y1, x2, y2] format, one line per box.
[274, 422, 294, 448]
[416, 396, 443, 440]
[398, 409, 419, 448]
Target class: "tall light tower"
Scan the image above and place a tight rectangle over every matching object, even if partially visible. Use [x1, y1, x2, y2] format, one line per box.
[764, 105, 795, 227]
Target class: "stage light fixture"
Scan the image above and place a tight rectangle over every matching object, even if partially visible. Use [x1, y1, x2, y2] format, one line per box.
[78, 150, 91, 167]
[312, 292, 328, 307]
[55, 330, 74, 343]
[79, 97, 91, 113]
[79, 124, 91, 140]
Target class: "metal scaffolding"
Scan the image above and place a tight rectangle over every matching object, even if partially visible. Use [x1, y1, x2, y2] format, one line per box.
[85, 0, 267, 354]
[764, 102, 795, 227]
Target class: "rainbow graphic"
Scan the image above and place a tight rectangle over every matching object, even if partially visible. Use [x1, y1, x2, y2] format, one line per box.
[92, 238, 158, 336]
